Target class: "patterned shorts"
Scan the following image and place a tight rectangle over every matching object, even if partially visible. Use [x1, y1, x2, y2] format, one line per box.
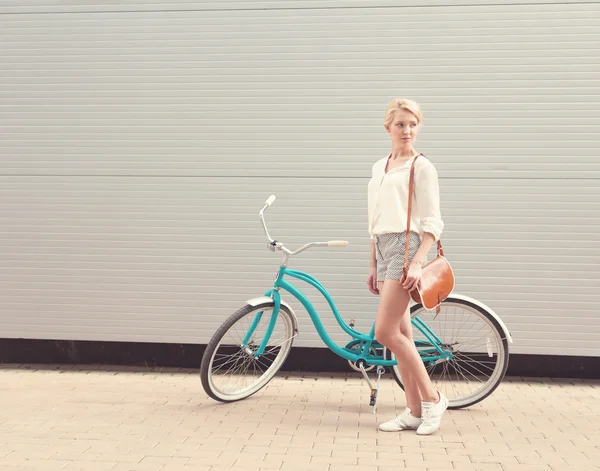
[374, 232, 421, 282]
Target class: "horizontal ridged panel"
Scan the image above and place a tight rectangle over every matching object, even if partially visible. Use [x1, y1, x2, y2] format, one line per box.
[1, 1, 600, 357]
[1, 177, 599, 355]
[1, 4, 600, 177]
[0, 1, 595, 14]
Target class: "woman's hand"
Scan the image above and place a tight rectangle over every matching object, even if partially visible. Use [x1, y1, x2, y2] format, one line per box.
[401, 262, 422, 292]
[367, 268, 379, 295]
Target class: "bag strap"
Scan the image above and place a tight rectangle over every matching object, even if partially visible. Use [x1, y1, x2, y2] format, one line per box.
[404, 153, 445, 273]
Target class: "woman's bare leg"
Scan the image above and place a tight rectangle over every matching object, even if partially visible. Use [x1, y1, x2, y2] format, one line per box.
[375, 279, 438, 403]
[398, 303, 423, 416]
[376, 280, 422, 414]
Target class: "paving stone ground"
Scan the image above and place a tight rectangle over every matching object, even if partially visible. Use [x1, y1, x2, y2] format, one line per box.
[0, 364, 599, 471]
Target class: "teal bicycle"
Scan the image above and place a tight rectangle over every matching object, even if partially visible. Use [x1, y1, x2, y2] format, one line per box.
[200, 196, 513, 410]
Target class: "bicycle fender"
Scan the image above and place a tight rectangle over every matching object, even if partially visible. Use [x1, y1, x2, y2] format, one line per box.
[246, 296, 299, 334]
[448, 293, 513, 344]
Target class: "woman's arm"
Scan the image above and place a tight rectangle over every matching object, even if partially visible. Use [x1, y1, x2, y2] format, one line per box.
[417, 161, 444, 243]
[402, 160, 444, 290]
[411, 232, 435, 267]
[370, 240, 377, 270]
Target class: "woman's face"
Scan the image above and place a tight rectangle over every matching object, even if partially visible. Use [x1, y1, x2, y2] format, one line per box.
[386, 109, 420, 148]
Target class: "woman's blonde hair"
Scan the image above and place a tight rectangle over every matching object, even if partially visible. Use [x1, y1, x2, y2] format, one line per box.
[384, 98, 423, 127]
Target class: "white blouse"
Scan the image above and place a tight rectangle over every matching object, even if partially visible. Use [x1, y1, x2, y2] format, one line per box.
[368, 154, 444, 242]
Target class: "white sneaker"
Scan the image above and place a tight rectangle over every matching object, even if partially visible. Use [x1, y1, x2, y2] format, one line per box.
[416, 391, 449, 435]
[378, 407, 422, 432]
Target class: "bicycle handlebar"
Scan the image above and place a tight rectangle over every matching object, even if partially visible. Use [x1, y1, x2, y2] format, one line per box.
[265, 195, 276, 207]
[259, 195, 349, 256]
[328, 240, 350, 248]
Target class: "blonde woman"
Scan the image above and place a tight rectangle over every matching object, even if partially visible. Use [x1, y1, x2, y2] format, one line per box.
[367, 98, 448, 435]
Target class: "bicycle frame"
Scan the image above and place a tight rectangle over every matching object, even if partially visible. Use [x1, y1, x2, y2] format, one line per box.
[243, 265, 452, 367]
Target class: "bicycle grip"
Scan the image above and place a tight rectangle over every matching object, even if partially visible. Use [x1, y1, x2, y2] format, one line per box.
[328, 240, 349, 248]
[265, 195, 276, 207]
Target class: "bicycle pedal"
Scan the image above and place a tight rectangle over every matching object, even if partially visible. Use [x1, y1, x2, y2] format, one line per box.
[369, 388, 378, 406]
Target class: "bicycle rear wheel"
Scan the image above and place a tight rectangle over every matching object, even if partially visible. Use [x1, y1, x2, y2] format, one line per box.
[200, 302, 297, 402]
[386, 296, 509, 409]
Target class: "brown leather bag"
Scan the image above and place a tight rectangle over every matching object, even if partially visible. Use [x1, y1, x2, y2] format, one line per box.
[402, 154, 455, 313]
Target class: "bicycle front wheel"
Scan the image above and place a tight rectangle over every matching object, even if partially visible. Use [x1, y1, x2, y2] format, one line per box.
[200, 302, 297, 402]
[386, 296, 510, 409]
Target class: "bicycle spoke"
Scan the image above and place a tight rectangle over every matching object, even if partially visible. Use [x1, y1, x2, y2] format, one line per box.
[453, 352, 495, 377]
[214, 349, 247, 375]
[452, 355, 497, 372]
[263, 334, 298, 354]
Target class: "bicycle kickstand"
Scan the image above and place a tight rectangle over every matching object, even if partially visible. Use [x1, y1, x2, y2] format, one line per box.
[358, 363, 386, 414]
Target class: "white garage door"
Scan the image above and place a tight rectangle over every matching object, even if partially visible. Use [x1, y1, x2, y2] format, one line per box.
[1, 0, 599, 357]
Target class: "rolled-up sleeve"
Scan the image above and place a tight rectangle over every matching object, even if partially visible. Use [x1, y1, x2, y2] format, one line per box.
[416, 161, 444, 241]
